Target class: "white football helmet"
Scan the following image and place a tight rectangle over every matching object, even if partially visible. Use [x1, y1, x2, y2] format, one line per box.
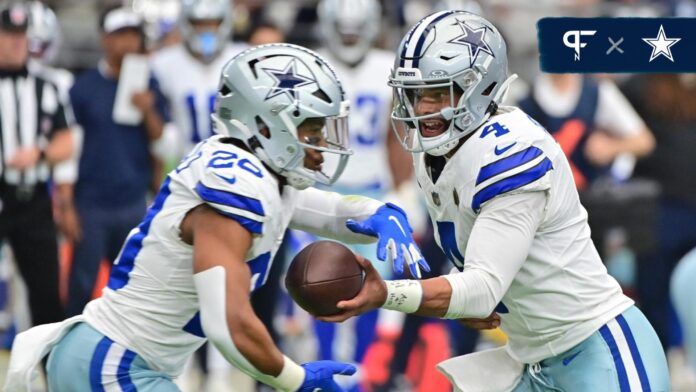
[27, 1, 60, 62]
[179, 0, 233, 62]
[390, 11, 517, 156]
[317, 0, 381, 65]
[212, 44, 352, 190]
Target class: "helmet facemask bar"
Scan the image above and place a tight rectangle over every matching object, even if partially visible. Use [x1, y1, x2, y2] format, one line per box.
[292, 106, 352, 187]
[389, 68, 483, 154]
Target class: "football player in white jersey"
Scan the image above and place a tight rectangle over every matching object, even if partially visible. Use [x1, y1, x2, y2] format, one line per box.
[5, 44, 428, 392]
[150, 0, 247, 159]
[319, 11, 671, 392]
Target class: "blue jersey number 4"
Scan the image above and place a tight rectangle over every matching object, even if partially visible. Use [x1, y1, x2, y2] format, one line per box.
[480, 122, 510, 138]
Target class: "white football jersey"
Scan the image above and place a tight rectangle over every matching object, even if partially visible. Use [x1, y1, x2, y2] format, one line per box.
[415, 107, 633, 363]
[84, 135, 301, 376]
[151, 43, 248, 158]
[321, 49, 394, 192]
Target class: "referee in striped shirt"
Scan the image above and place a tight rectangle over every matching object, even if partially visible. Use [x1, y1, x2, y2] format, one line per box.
[0, 3, 72, 326]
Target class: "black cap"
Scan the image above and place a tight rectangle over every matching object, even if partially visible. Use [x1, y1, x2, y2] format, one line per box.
[0, 3, 28, 33]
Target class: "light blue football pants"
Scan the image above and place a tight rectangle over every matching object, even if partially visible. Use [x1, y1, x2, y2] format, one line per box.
[512, 306, 669, 392]
[671, 247, 696, 372]
[46, 322, 179, 391]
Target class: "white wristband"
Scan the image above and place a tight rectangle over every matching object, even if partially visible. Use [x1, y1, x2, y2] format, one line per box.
[382, 280, 423, 313]
[271, 356, 305, 392]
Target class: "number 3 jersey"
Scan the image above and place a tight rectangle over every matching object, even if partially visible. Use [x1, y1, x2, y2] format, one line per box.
[415, 107, 633, 363]
[321, 49, 395, 192]
[84, 136, 303, 376]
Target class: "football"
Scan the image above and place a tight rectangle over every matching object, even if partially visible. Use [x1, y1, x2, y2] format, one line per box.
[285, 240, 364, 316]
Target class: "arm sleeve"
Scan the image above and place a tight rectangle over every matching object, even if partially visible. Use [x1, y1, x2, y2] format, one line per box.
[595, 79, 646, 137]
[443, 191, 546, 319]
[289, 187, 383, 244]
[194, 267, 304, 391]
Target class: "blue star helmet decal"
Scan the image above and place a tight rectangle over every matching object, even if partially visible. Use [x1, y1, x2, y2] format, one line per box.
[448, 19, 494, 65]
[262, 58, 317, 101]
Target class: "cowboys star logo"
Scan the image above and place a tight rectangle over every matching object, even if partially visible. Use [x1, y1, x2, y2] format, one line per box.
[448, 19, 494, 65]
[262, 59, 316, 101]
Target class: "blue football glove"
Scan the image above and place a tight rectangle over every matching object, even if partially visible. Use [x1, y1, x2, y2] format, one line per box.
[345, 202, 430, 278]
[298, 360, 357, 391]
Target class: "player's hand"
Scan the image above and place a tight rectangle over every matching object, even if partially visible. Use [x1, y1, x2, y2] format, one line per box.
[298, 360, 357, 391]
[458, 312, 501, 330]
[346, 203, 430, 278]
[317, 255, 387, 323]
[131, 90, 155, 113]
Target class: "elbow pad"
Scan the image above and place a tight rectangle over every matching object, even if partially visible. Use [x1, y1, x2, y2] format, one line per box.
[194, 267, 304, 391]
[442, 268, 503, 319]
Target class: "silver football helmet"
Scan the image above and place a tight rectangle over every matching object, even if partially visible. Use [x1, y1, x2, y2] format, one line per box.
[27, 1, 60, 62]
[317, 0, 381, 65]
[390, 11, 517, 156]
[212, 44, 352, 190]
[179, 0, 233, 62]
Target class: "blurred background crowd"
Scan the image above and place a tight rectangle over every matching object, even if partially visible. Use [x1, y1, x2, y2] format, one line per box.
[0, 0, 695, 391]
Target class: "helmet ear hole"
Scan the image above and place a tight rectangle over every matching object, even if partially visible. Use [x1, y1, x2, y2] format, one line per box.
[219, 84, 232, 97]
[482, 82, 497, 97]
[312, 88, 332, 104]
[255, 116, 272, 139]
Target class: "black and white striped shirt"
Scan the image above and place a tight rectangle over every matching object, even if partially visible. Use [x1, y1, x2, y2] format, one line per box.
[0, 67, 70, 186]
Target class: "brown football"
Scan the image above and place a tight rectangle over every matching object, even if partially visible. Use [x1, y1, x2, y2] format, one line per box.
[285, 240, 364, 316]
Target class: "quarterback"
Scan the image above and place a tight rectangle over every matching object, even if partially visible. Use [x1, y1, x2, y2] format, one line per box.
[321, 11, 670, 392]
[5, 44, 426, 392]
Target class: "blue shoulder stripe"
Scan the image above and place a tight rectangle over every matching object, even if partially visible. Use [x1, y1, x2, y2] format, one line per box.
[195, 181, 265, 217]
[213, 209, 263, 234]
[472, 157, 553, 211]
[477, 146, 544, 186]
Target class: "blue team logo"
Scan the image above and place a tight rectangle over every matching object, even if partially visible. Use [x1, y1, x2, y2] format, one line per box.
[262, 58, 317, 102]
[448, 19, 494, 65]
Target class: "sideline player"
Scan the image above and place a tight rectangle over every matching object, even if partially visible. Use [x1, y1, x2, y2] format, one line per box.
[5, 44, 427, 392]
[150, 0, 247, 160]
[320, 11, 670, 392]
